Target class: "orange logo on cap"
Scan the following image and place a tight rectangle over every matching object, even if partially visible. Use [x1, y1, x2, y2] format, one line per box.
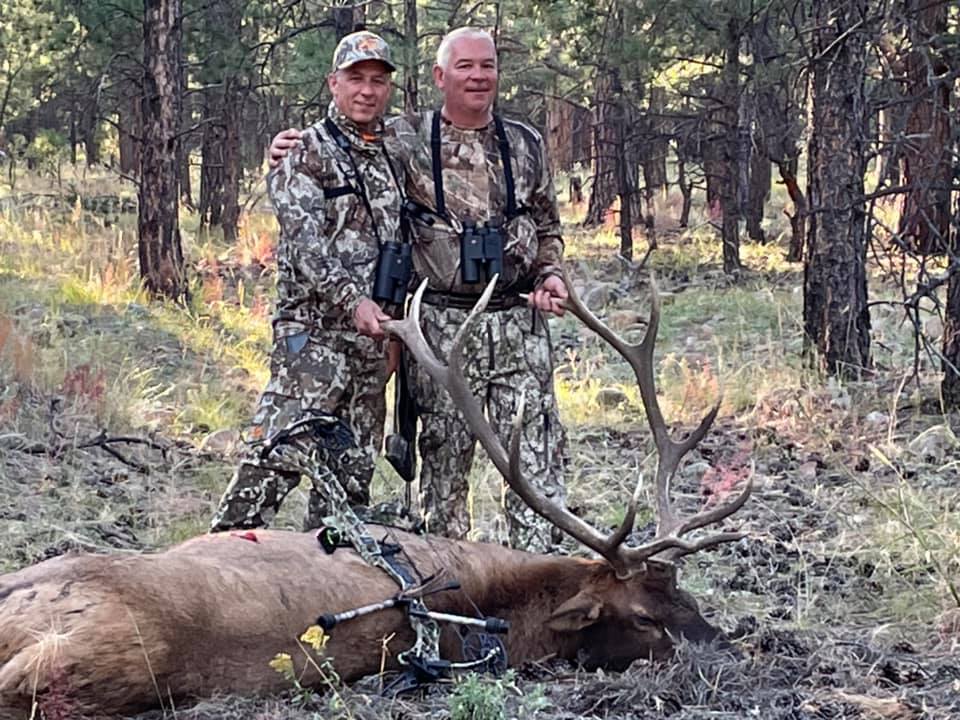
[357, 36, 380, 51]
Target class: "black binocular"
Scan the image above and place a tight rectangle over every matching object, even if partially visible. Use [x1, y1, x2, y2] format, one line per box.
[460, 219, 504, 284]
[372, 240, 413, 305]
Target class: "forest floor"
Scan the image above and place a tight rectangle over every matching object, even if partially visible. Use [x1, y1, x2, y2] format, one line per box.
[1, 170, 959, 719]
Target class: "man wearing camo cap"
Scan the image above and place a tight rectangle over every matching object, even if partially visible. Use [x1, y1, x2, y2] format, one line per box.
[210, 30, 404, 532]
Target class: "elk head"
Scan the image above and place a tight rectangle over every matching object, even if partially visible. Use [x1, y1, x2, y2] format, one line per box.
[384, 274, 751, 668]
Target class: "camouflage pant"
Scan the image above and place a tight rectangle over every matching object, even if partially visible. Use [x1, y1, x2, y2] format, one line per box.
[406, 302, 567, 552]
[210, 328, 388, 532]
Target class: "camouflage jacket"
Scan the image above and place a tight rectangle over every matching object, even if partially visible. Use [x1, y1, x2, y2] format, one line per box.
[267, 102, 403, 335]
[387, 111, 563, 295]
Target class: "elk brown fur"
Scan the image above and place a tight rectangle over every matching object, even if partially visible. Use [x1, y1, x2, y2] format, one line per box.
[0, 528, 716, 716]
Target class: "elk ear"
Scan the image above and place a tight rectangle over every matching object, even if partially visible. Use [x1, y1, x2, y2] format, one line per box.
[547, 591, 603, 632]
[643, 559, 678, 591]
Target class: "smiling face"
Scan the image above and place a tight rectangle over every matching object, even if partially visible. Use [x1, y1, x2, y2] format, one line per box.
[433, 33, 498, 126]
[327, 60, 393, 127]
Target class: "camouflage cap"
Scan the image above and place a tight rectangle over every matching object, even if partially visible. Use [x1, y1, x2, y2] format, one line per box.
[332, 31, 396, 72]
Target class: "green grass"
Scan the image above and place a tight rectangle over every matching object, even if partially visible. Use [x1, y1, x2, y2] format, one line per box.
[2, 168, 959, 655]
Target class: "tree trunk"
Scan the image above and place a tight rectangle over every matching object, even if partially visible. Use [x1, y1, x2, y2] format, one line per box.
[547, 96, 588, 172]
[585, 73, 619, 227]
[644, 87, 669, 196]
[702, 139, 723, 216]
[179, 141, 192, 208]
[899, 0, 951, 254]
[69, 113, 78, 165]
[746, 145, 770, 243]
[178, 57, 192, 208]
[333, 5, 364, 40]
[139, 0, 187, 302]
[803, 0, 870, 378]
[676, 149, 693, 228]
[221, 82, 242, 244]
[403, 0, 419, 114]
[199, 89, 224, 229]
[750, 11, 804, 255]
[720, 18, 743, 275]
[118, 80, 142, 177]
[943, 261, 960, 407]
[80, 97, 100, 166]
[586, 67, 642, 230]
[615, 88, 634, 261]
[874, 105, 902, 188]
[779, 158, 806, 262]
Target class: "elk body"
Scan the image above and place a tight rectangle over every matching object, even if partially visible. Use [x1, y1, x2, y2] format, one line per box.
[0, 527, 720, 716]
[0, 276, 751, 716]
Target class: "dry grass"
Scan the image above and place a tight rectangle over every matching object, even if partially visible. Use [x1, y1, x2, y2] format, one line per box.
[2, 172, 960, 718]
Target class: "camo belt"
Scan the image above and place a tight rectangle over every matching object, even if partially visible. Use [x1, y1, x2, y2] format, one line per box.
[263, 414, 442, 667]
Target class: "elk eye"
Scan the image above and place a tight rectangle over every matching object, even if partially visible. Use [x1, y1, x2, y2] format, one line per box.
[632, 615, 658, 629]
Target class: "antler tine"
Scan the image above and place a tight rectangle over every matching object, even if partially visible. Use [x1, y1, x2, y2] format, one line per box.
[562, 270, 748, 568]
[386, 277, 629, 572]
[384, 279, 450, 386]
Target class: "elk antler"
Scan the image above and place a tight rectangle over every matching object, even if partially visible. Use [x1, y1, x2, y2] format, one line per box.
[561, 271, 751, 568]
[383, 276, 750, 577]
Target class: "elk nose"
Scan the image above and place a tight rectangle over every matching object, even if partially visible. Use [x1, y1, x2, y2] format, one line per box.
[668, 614, 726, 646]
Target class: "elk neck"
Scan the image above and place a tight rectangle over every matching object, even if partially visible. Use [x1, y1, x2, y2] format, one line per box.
[416, 537, 612, 663]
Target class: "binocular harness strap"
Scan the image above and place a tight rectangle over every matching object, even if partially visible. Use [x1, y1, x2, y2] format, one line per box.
[323, 117, 406, 247]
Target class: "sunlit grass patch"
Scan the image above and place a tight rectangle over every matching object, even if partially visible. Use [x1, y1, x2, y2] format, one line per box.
[151, 299, 269, 390]
[563, 216, 802, 278]
[173, 383, 252, 435]
[554, 276, 805, 430]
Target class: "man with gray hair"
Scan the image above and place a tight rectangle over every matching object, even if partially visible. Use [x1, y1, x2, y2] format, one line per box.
[389, 27, 568, 552]
[270, 27, 569, 552]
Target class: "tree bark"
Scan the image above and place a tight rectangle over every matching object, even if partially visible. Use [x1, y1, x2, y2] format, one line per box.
[750, 11, 804, 255]
[80, 96, 100, 166]
[586, 69, 641, 229]
[720, 17, 743, 275]
[746, 146, 770, 243]
[138, 0, 187, 302]
[585, 73, 619, 227]
[943, 260, 960, 407]
[177, 49, 191, 208]
[118, 79, 142, 177]
[221, 81, 241, 244]
[803, 0, 871, 378]
[615, 85, 635, 260]
[644, 87, 669, 195]
[676, 148, 693, 228]
[779, 158, 806, 262]
[547, 96, 591, 172]
[199, 90, 224, 229]
[198, 0, 243, 239]
[639, 86, 669, 231]
[899, 0, 951, 254]
[403, 0, 419, 114]
[333, 5, 364, 40]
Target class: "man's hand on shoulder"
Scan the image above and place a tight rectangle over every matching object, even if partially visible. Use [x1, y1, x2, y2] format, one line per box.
[269, 128, 304, 168]
[529, 274, 567, 317]
[354, 298, 391, 339]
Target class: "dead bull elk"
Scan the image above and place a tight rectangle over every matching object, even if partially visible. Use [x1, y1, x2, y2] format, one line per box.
[0, 276, 751, 717]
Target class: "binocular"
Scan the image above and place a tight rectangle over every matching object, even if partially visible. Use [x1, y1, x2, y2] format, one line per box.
[372, 240, 413, 305]
[460, 219, 504, 285]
